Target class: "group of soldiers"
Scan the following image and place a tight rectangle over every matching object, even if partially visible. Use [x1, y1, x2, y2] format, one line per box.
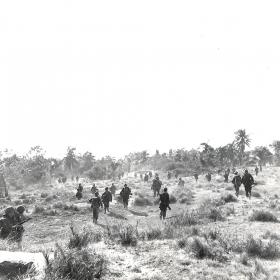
[76, 182, 132, 223]
[0, 206, 31, 248]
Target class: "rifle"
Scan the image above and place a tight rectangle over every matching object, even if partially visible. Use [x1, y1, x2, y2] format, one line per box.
[14, 217, 32, 227]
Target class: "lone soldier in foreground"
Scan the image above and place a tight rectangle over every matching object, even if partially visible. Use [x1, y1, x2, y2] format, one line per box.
[101, 187, 112, 214]
[120, 184, 132, 209]
[232, 171, 242, 197]
[194, 173, 199, 182]
[89, 192, 103, 224]
[255, 166, 259, 176]
[152, 175, 162, 197]
[159, 188, 171, 220]
[242, 169, 255, 198]
[144, 173, 149, 182]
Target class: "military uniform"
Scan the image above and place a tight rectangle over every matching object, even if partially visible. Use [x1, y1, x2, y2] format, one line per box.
[101, 190, 112, 213]
[152, 178, 162, 197]
[120, 186, 132, 209]
[242, 171, 254, 198]
[159, 192, 170, 220]
[89, 196, 103, 223]
[232, 173, 242, 197]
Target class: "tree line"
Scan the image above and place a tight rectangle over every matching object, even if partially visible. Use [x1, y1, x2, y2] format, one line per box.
[1, 129, 280, 186]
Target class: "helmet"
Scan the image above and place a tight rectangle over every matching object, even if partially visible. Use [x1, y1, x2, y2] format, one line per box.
[17, 205, 25, 214]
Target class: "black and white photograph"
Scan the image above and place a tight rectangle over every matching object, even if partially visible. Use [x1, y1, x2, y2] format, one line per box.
[0, 1, 280, 279]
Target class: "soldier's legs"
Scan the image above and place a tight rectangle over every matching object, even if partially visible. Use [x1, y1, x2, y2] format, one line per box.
[235, 185, 239, 197]
[245, 186, 250, 198]
[92, 208, 98, 223]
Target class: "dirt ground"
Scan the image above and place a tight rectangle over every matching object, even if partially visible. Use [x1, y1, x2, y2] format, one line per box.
[1, 167, 280, 279]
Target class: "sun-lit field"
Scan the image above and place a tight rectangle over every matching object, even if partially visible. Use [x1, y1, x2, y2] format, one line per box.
[1, 167, 280, 279]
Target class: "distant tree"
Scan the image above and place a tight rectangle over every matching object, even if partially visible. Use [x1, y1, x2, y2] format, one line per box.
[234, 129, 251, 165]
[79, 152, 95, 174]
[252, 146, 273, 166]
[200, 143, 216, 167]
[64, 147, 79, 175]
[270, 141, 280, 166]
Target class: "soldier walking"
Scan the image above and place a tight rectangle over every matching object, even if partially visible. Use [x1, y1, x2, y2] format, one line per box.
[101, 187, 112, 213]
[152, 175, 162, 197]
[232, 171, 242, 197]
[89, 192, 103, 224]
[242, 169, 255, 199]
[120, 184, 132, 209]
[159, 188, 171, 220]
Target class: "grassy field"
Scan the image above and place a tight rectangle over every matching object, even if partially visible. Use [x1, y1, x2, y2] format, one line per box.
[1, 167, 280, 279]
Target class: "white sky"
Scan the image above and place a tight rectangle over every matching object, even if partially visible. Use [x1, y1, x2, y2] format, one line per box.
[0, 1, 279, 158]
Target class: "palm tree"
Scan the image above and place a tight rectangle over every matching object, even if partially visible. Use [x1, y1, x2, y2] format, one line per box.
[234, 129, 251, 165]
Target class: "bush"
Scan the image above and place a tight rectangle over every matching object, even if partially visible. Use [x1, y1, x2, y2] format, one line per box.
[134, 196, 153, 207]
[45, 196, 53, 202]
[207, 207, 224, 222]
[250, 210, 278, 222]
[45, 246, 105, 280]
[167, 211, 200, 227]
[262, 231, 280, 241]
[145, 228, 162, 240]
[246, 235, 280, 259]
[68, 226, 91, 250]
[240, 253, 249, 266]
[169, 195, 177, 204]
[34, 205, 45, 214]
[117, 224, 138, 246]
[221, 193, 237, 203]
[251, 192, 261, 198]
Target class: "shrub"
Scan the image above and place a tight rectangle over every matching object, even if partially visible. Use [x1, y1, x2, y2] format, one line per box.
[190, 237, 212, 259]
[167, 211, 200, 227]
[207, 207, 224, 222]
[250, 210, 278, 222]
[240, 253, 249, 266]
[177, 238, 187, 248]
[262, 231, 280, 241]
[246, 235, 280, 259]
[34, 205, 45, 214]
[145, 228, 162, 240]
[19, 194, 27, 199]
[44, 209, 57, 216]
[45, 196, 53, 202]
[251, 192, 261, 198]
[221, 193, 237, 203]
[45, 246, 105, 280]
[134, 196, 153, 206]
[68, 226, 91, 250]
[117, 224, 138, 246]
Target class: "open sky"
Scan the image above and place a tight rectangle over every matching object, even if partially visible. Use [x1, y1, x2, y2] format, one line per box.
[0, 1, 279, 158]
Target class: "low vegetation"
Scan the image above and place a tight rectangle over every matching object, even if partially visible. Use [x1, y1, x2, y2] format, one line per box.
[249, 210, 278, 222]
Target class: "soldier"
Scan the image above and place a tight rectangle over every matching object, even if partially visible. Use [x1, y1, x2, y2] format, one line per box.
[255, 166, 259, 176]
[144, 173, 149, 182]
[242, 169, 255, 199]
[159, 188, 171, 220]
[0, 207, 15, 239]
[101, 187, 112, 214]
[110, 183, 117, 197]
[194, 173, 198, 182]
[76, 176, 79, 182]
[91, 184, 97, 194]
[149, 171, 153, 178]
[224, 170, 229, 183]
[151, 176, 162, 197]
[58, 178, 62, 184]
[175, 171, 179, 179]
[76, 183, 83, 200]
[259, 164, 262, 172]
[167, 171, 171, 180]
[206, 173, 212, 182]
[178, 178, 185, 187]
[140, 173, 143, 181]
[232, 171, 242, 197]
[89, 192, 103, 224]
[120, 184, 132, 209]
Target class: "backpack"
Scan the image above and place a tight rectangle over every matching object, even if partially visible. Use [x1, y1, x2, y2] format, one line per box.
[234, 175, 242, 187]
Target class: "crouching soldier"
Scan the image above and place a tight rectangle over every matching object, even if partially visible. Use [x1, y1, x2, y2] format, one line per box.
[159, 188, 171, 220]
[242, 169, 254, 199]
[101, 187, 112, 214]
[89, 192, 103, 224]
[232, 171, 242, 197]
[76, 184, 83, 200]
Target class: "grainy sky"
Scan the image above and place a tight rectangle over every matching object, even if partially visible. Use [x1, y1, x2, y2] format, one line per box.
[0, 1, 279, 158]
